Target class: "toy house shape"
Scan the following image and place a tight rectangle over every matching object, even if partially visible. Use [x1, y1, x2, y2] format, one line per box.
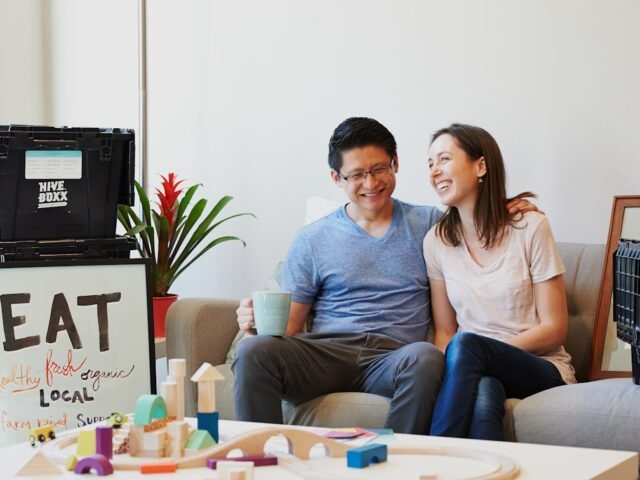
[15, 450, 61, 476]
[190, 362, 225, 413]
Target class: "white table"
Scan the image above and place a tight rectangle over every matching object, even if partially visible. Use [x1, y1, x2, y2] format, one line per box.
[2, 420, 637, 479]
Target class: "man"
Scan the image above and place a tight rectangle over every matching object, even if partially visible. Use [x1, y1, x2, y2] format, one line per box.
[233, 117, 530, 434]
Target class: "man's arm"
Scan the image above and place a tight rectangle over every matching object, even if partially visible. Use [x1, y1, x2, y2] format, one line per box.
[503, 274, 568, 354]
[286, 301, 312, 336]
[430, 278, 458, 352]
[236, 297, 311, 336]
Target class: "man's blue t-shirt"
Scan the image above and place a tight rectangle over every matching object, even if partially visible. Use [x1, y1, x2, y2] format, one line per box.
[280, 198, 442, 344]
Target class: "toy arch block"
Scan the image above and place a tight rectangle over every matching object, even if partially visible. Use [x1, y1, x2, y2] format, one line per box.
[74, 454, 114, 476]
[134, 394, 168, 426]
[346, 443, 388, 468]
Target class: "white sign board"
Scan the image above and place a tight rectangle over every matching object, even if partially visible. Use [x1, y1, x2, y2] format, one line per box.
[0, 260, 154, 447]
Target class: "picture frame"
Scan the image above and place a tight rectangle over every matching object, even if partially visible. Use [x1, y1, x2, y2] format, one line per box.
[0, 258, 155, 447]
[589, 195, 640, 380]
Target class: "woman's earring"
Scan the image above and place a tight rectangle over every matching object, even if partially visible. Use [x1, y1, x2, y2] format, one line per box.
[478, 177, 484, 183]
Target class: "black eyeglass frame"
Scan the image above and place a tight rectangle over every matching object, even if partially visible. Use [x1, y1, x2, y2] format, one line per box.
[335, 159, 396, 184]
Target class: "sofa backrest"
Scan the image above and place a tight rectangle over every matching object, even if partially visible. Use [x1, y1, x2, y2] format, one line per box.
[557, 242, 605, 382]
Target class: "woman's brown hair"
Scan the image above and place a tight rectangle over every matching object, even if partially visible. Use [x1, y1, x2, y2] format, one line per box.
[431, 124, 534, 249]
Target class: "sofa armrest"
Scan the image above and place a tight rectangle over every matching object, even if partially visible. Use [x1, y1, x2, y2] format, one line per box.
[165, 298, 239, 416]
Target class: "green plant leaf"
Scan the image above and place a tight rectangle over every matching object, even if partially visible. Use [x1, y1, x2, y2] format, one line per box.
[173, 196, 234, 268]
[168, 197, 208, 262]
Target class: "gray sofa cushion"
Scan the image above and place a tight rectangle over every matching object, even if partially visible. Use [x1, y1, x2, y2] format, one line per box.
[514, 379, 640, 451]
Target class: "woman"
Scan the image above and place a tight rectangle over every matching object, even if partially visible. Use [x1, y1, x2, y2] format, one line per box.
[424, 124, 575, 440]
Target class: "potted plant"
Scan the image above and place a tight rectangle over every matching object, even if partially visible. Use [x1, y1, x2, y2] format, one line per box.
[118, 173, 254, 337]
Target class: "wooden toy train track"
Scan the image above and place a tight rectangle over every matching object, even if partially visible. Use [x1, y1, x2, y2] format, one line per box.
[43, 425, 520, 479]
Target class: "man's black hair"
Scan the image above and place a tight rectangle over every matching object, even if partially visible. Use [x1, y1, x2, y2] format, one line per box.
[328, 117, 397, 172]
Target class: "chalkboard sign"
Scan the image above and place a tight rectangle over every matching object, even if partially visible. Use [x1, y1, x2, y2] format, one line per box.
[0, 259, 155, 447]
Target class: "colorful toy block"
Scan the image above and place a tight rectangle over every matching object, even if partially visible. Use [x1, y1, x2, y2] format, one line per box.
[346, 443, 388, 468]
[77, 430, 96, 456]
[207, 454, 278, 469]
[134, 394, 168, 426]
[185, 430, 216, 450]
[96, 426, 113, 459]
[65, 455, 78, 471]
[139, 462, 178, 474]
[74, 454, 114, 476]
[197, 411, 219, 442]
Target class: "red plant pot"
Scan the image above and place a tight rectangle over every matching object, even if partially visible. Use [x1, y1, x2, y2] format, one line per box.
[152, 294, 178, 338]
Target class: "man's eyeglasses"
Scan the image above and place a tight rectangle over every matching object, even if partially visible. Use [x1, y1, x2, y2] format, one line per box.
[336, 160, 395, 185]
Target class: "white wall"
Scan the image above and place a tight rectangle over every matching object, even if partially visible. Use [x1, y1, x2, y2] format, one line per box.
[4, 0, 640, 300]
[0, 0, 48, 124]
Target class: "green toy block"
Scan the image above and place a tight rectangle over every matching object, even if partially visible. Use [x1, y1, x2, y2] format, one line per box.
[185, 430, 216, 450]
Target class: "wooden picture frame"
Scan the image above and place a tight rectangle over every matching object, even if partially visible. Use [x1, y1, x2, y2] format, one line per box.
[589, 195, 640, 380]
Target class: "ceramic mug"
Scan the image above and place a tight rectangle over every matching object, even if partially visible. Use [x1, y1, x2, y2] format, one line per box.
[252, 291, 292, 336]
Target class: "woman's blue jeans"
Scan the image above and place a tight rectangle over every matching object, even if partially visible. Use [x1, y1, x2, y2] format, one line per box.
[429, 332, 566, 440]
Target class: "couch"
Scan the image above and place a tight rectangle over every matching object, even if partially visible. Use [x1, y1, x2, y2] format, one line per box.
[166, 242, 640, 452]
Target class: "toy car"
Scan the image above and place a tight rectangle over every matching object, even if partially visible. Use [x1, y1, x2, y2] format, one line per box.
[28, 425, 55, 446]
[107, 412, 128, 428]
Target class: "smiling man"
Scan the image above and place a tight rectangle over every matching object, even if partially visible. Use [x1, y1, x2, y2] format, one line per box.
[232, 117, 445, 434]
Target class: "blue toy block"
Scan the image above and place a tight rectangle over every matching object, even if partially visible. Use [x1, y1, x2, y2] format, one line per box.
[346, 443, 388, 468]
[197, 411, 219, 443]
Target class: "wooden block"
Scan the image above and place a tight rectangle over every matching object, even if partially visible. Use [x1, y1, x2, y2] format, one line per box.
[139, 448, 166, 458]
[166, 421, 189, 458]
[142, 430, 166, 450]
[347, 443, 387, 468]
[15, 450, 61, 476]
[168, 359, 186, 420]
[197, 381, 216, 413]
[128, 425, 146, 457]
[197, 411, 219, 443]
[134, 394, 169, 426]
[190, 362, 225, 382]
[185, 430, 215, 450]
[229, 471, 246, 480]
[217, 461, 254, 480]
[95, 426, 113, 459]
[168, 358, 186, 378]
[76, 430, 96, 456]
[65, 455, 78, 471]
[140, 462, 178, 474]
[160, 380, 178, 418]
[207, 455, 278, 469]
[74, 454, 114, 476]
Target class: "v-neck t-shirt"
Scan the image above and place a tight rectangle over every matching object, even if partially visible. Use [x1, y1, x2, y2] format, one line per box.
[280, 198, 442, 344]
[423, 211, 576, 384]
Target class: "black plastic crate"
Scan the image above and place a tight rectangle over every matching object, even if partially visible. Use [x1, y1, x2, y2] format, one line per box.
[0, 125, 135, 241]
[0, 237, 138, 262]
[613, 238, 640, 384]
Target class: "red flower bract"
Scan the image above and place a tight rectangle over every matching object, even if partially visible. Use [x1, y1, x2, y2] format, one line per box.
[156, 173, 184, 230]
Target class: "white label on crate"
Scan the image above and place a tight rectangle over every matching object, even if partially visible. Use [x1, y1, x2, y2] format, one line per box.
[25, 150, 82, 179]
